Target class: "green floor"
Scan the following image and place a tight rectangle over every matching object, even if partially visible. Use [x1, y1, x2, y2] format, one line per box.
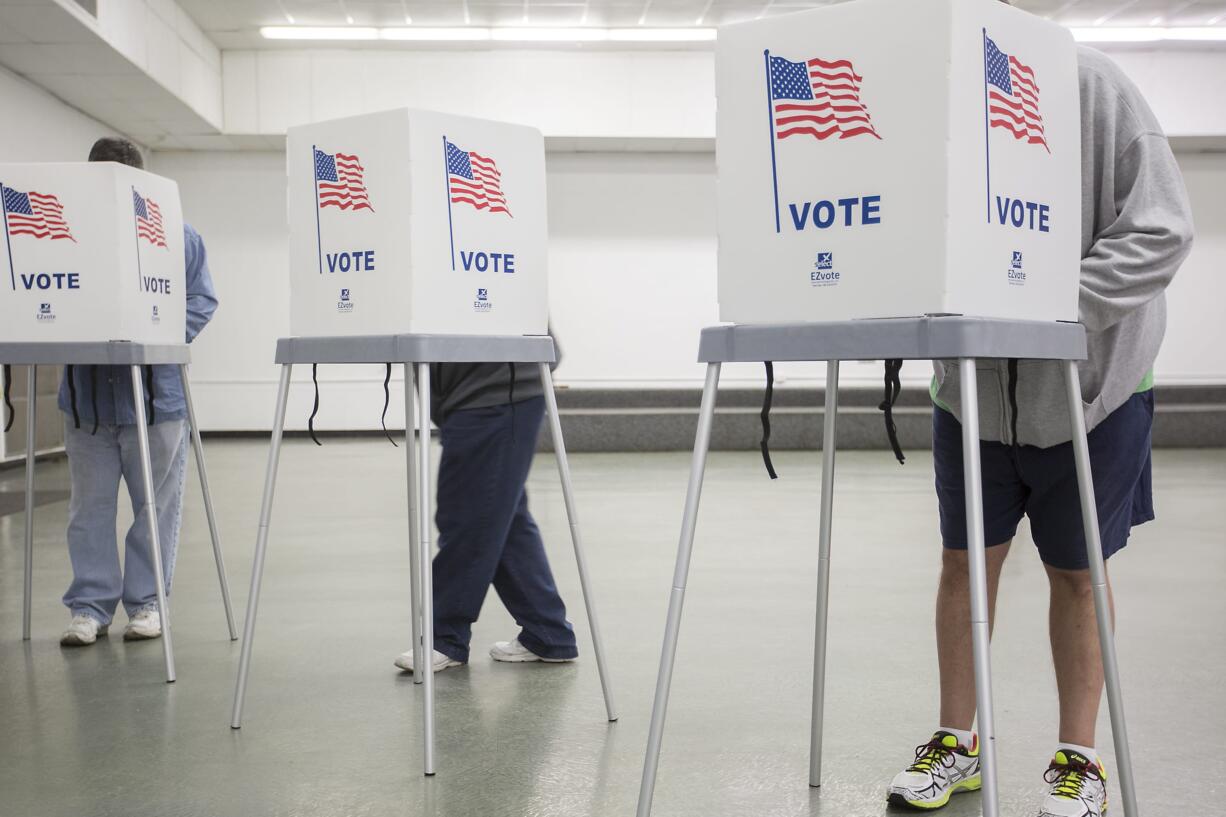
[1, 441, 1223, 817]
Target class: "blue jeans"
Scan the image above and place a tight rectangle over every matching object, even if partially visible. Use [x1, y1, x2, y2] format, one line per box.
[432, 396, 578, 662]
[61, 418, 189, 625]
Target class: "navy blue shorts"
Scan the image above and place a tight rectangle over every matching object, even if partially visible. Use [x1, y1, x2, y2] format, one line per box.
[933, 391, 1154, 570]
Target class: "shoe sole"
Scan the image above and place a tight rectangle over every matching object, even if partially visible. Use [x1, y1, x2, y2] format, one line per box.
[490, 652, 574, 664]
[393, 659, 464, 673]
[887, 776, 982, 810]
[123, 630, 162, 641]
[60, 628, 108, 647]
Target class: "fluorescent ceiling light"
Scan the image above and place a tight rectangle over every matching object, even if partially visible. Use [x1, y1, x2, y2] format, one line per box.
[1071, 26, 1226, 43]
[261, 26, 716, 43]
[261, 26, 377, 40]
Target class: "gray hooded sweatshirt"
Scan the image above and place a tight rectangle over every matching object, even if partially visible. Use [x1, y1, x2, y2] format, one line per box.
[932, 46, 1195, 448]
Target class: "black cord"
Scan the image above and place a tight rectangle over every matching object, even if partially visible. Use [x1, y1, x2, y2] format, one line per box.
[308, 363, 322, 446]
[879, 359, 906, 465]
[143, 365, 156, 425]
[380, 363, 398, 447]
[760, 361, 778, 480]
[2, 365, 14, 433]
[507, 362, 517, 443]
[88, 366, 99, 435]
[66, 365, 81, 429]
[1007, 358, 1020, 449]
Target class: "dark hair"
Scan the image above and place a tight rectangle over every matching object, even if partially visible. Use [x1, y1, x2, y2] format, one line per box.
[87, 137, 144, 169]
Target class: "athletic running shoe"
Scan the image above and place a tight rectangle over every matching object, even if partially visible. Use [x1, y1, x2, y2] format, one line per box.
[489, 638, 574, 663]
[887, 731, 982, 810]
[1037, 750, 1108, 817]
[123, 608, 162, 641]
[393, 648, 464, 673]
[60, 614, 108, 646]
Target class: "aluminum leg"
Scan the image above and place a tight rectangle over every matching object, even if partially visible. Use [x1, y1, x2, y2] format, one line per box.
[636, 362, 722, 817]
[416, 363, 436, 776]
[539, 363, 618, 722]
[22, 366, 36, 641]
[231, 364, 293, 727]
[131, 365, 176, 683]
[958, 359, 999, 817]
[404, 363, 423, 685]
[180, 365, 238, 641]
[1064, 361, 1138, 817]
[809, 360, 840, 787]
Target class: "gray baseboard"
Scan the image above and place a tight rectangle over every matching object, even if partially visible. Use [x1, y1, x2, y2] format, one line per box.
[540, 386, 1226, 452]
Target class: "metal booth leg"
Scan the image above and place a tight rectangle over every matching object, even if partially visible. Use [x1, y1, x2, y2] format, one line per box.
[957, 358, 1000, 817]
[180, 365, 238, 641]
[1064, 361, 1138, 817]
[809, 359, 840, 787]
[637, 361, 722, 817]
[404, 363, 423, 686]
[130, 365, 176, 683]
[231, 363, 293, 727]
[22, 365, 37, 641]
[538, 362, 618, 722]
[415, 363, 436, 776]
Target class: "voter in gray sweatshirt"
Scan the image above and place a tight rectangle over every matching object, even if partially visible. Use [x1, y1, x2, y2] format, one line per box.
[888, 45, 1194, 817]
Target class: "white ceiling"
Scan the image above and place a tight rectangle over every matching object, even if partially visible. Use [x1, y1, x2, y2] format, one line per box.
[180, 1, 1226, 49]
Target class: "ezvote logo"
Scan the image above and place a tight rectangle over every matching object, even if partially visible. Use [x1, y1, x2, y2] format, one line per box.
[763, 51, 885, 235]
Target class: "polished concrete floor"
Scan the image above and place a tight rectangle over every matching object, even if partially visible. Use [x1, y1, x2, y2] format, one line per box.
[1, 440, 1223, 817]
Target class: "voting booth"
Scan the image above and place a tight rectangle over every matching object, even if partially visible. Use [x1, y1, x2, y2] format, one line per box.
[716, 0, 1081, 324]
[0, 162, 185, 344]
[287, 108, 548, 337]
[638, 3, 1140, 817]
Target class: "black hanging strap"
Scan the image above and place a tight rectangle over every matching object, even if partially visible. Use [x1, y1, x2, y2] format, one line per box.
[1007, 358, 1020, 449]
[2, 365, 14, 433]
[879, 358, 906, 465]
[760, 361, 778, 480]
[380, 363, 398, 447]
[88, 366, 99, 435]
[507, 362, 517, 443]
[143, 365, 156, 425]
[308, 363, 322, 446]
[66, 365, 81, 429]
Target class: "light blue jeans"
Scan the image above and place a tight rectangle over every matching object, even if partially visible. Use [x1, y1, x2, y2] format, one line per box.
[61, 419, 189, 626]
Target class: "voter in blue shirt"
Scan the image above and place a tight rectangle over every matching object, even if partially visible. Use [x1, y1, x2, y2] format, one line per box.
[58, 138, 219, 647]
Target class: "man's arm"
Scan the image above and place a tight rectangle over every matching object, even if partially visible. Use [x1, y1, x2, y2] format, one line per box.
[1079, 133, 1194, 333]
[184, 224, 219, 343]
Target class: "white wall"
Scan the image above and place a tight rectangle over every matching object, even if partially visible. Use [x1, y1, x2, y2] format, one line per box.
[154, 146, 1226, 431]
[0, 63, 123, 160]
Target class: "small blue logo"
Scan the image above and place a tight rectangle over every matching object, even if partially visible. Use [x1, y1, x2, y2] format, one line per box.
[817, 252, 834, 270]
[1011, 251, 1023, 270]
[477, 288, 488, 302]
[340, 288, 350, 302]
[39, 303, 51, 314]
[152, 305, 159, 317]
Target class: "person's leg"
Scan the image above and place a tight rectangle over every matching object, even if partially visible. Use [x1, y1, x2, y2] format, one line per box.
[430, 399, 544, 663]
[1046, 563, 1114, 747]
[937, 541, 1012, 731]
[118, 420, 189, 615]
[491, 488, 578, 660]
[61, 421, 124, 626]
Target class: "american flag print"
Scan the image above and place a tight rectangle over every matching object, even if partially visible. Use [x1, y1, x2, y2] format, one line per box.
[314, 148, 373, 211]
[985, 35, 1048, 152]
[768, 54, 881, 141]
[446, 140, 511, 216]
[2, 186, 75, 242]
[132, 189, 166, 247]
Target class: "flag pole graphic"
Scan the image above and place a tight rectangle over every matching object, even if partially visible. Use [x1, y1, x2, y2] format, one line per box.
[763, 50, 782, 234]
[443, 135, 456, 271]
[982, 29, 993, 224]
[313, 145, 324, 275]
[1, 183, 16, 291]
[133, 187, 143, 287]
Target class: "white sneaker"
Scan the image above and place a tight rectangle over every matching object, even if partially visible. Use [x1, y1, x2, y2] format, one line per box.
[887, 731, 982, 809]
[60, 614, 108, 646]
[123, 608, 162, 641]
[1037, 750, 1108, 817]
[489, 638, 574, 664]
[393, 648, 464, 673]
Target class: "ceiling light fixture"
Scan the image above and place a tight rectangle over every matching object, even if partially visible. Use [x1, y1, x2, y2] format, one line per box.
[261, 26, 717, 43]
[1071, 26, 1226, 42]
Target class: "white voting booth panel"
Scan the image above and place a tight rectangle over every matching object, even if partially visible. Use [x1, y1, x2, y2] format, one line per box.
[287, 109, 548, 337]
[716, 0, 1081, 324]
[0, 162, 185, 344]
